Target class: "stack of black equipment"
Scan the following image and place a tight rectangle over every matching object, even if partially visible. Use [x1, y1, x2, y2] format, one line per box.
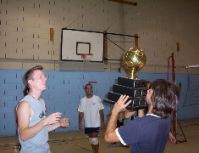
[104, 77, 149, 110]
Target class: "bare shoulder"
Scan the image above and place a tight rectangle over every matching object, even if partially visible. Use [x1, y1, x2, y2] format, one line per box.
[16, 101, 30, 113]
[17, 101, 32, 132]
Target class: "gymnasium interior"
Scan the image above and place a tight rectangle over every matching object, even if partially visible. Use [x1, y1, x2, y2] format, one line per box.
[0, 0, 199, 153]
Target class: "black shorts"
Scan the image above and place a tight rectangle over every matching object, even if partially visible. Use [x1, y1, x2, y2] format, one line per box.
[85, 127, 100, 134]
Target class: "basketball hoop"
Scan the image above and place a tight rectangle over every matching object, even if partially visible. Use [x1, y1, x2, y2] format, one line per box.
[80, 54, 87, 59]
[79, 53, 93, 71]
[79, 53, 93, 62]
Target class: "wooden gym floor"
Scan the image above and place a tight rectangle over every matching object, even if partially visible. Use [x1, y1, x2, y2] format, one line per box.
[0, 118, 199, 153]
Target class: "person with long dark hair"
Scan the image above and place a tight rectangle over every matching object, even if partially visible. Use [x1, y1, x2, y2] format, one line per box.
[105, 79, 179, 153]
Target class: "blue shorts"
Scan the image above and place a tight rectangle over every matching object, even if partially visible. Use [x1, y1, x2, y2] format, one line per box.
[85, 127, 100, 134]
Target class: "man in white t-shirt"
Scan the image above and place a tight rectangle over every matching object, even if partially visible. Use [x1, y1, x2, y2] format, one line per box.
[78, 82, 104, 153]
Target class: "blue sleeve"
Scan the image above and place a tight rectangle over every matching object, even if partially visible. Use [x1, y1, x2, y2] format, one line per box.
[118, 119, 140, 145]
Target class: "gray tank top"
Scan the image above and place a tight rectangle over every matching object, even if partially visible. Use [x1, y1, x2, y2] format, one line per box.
[18, 95, 51, 153]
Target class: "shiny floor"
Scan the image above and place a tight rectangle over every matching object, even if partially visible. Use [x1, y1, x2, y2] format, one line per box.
[0, 118, 199, 153]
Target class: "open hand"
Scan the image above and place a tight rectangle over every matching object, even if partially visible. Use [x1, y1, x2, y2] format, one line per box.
[59, 117, 69, 128]
[112, 95, 131, 115]
[44, 112, 62, 125]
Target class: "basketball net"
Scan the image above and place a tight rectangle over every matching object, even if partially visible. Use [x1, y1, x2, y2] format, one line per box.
[79, 53, 93, 71]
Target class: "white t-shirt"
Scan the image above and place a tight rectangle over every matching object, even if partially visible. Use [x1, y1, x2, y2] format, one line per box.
[78, 95, 104, 128]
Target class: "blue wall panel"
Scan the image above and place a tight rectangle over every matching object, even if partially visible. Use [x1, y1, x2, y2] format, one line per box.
[0, 69, 199, 136]
[0, 110, 5, 135]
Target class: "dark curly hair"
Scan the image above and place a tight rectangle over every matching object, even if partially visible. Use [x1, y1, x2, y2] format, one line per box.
[149, 79, 179, 118]
[23, 65, 43, 96]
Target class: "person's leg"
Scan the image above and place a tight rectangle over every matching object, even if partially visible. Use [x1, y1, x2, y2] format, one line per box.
[88, 132, 99, 153]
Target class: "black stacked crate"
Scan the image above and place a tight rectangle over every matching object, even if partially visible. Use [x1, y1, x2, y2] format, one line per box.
[104, 77, 149, 110]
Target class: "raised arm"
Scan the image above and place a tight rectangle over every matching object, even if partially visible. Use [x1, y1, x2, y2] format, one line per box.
[104, 108, 120, 143]
[105, 95, 131, 143]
